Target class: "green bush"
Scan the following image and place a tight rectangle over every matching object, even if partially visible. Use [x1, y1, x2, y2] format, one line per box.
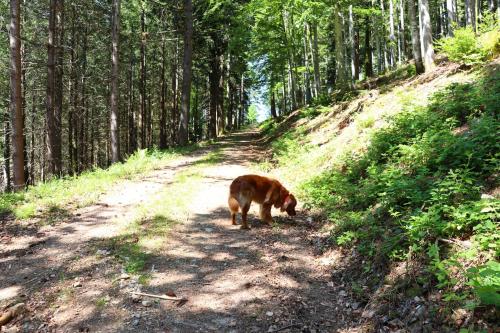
[437, 27, 500, 65]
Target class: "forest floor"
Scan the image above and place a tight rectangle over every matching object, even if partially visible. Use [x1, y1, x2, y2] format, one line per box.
[0, 129, 371, 333]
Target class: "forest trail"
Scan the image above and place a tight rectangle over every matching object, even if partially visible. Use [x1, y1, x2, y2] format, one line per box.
[1, 129, 363, 333]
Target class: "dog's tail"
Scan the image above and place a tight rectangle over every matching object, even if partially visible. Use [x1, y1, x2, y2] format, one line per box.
[228, 195, 240, 213]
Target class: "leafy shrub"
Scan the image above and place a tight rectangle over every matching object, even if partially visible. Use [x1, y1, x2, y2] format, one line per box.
[437, 27, 500, 65]
[467, 261, 500, 306]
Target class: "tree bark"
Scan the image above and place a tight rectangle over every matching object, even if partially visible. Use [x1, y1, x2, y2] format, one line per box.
[128, 52, 137, 153]
[159, 38, 167, 149]
[140, 7, 146, 149]
[3, 111, 11, 191]
[9, 0, 25, 190]
[399, 0, 407, 62]
[334, 4, 349, 90]
[419, 0, 435, 72]
[209, 50, 219, 138]
[179, 0, 193, 146]
[270, 91, 277, 118]
[303, 24, 312, 104]
[389, 0, 396, 67]
[46, 0, 63, 178]
[308, 23, 321, 97]
[408, 0, 425, 74]
[364, 18, 374, 78]
[110, 0, 120, 163]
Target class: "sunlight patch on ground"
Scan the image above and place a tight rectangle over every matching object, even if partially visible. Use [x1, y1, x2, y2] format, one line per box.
[0, 285, 20, 301]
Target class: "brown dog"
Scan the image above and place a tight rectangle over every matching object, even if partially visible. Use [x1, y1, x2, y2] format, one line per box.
[228, 174, 297, 229]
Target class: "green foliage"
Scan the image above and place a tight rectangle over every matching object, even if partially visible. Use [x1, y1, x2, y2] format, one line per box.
[247, 104, 259, 124]
[467, 261, 500, 306]
[287, 68, 500, 307]
[437, 27, 500, 65]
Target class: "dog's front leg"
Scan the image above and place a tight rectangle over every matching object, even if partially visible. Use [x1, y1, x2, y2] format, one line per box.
[259, 203, 273, 226]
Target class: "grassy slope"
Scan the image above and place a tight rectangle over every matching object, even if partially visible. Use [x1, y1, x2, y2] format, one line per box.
[259, 59, 499, 328]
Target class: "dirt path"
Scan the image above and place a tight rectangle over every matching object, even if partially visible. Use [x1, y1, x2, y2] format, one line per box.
[1, 130, 363, 333]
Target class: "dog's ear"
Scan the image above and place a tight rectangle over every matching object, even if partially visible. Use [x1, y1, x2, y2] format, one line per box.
[277, 187, 288, 209]
[282, 195, 292, 210]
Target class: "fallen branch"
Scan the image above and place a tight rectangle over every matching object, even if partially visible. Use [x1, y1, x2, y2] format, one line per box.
[0, 303, 25, 327]
[130, 291, 186, 302]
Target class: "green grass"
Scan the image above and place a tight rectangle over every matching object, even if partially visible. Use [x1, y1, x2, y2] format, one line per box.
[0, 145, 200, 220]
[261, 63, 500, 312]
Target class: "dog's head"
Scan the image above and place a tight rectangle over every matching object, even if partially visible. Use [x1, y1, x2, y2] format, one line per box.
[281, 194, 297, 216]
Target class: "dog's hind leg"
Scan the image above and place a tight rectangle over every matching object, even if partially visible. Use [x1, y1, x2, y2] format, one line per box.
[241, 203, 251, 230]
[228, 196, 240, 225]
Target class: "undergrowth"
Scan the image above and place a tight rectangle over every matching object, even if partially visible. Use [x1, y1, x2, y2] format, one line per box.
[263, 63, 500, 313]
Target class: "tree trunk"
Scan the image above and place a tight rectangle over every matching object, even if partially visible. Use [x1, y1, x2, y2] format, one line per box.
[446, 0, 456, 36]
[159, 38, 167, 149]
[9, 0, 25, 190]
[140, 7, 146, 149]
[239, 74, 244, 128]
[270, 91, 277, 118]
[408, 0, 425, 74]
[46, 0, 63, 178]
[419, 0, 435, 71]
[364, 18, 374, 77]
[110, 0, 120, 163]
[3, 111, 11, 191]
[334, 4, 349, 90]
[209, 50, 219, 138]
[303, 25, 312, 104]
[282, 10, 297, 110]
[465, 0, 476, 31]
[226, 56, 233, 131]
[178, 0, 193, 145]
[55, 0, 63, 174]
[217, 55, 225, 136]
[308, 23, 321, 97]
[348, 6, 356, 81]
[399, 0, 407, 62]
[128, 53, 137, 153]
[380, 0, 390, 70]
[389, 0, 396, 67]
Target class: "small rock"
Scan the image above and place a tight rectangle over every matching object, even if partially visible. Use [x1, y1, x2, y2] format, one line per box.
[204, 228, 214, 232]
[307, 217, 313, 223]
[339, 290, 347, 297]
[141, 300, 152, 307]
[267, 325, 278, 332]
[132, 319, 140, 326]
[132, 313, 141, 319]
[362, 309, 375, 318]
[327, 281, 334, 287]
[352, 302, 360, 310]
[266, 311, 274, 317]
[120, 273, 130, 280]
[131, 294, 141, 302]
[73, 282, 82, 288]
[414, 296, 420, 302]
[388, 318, 404, 328]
